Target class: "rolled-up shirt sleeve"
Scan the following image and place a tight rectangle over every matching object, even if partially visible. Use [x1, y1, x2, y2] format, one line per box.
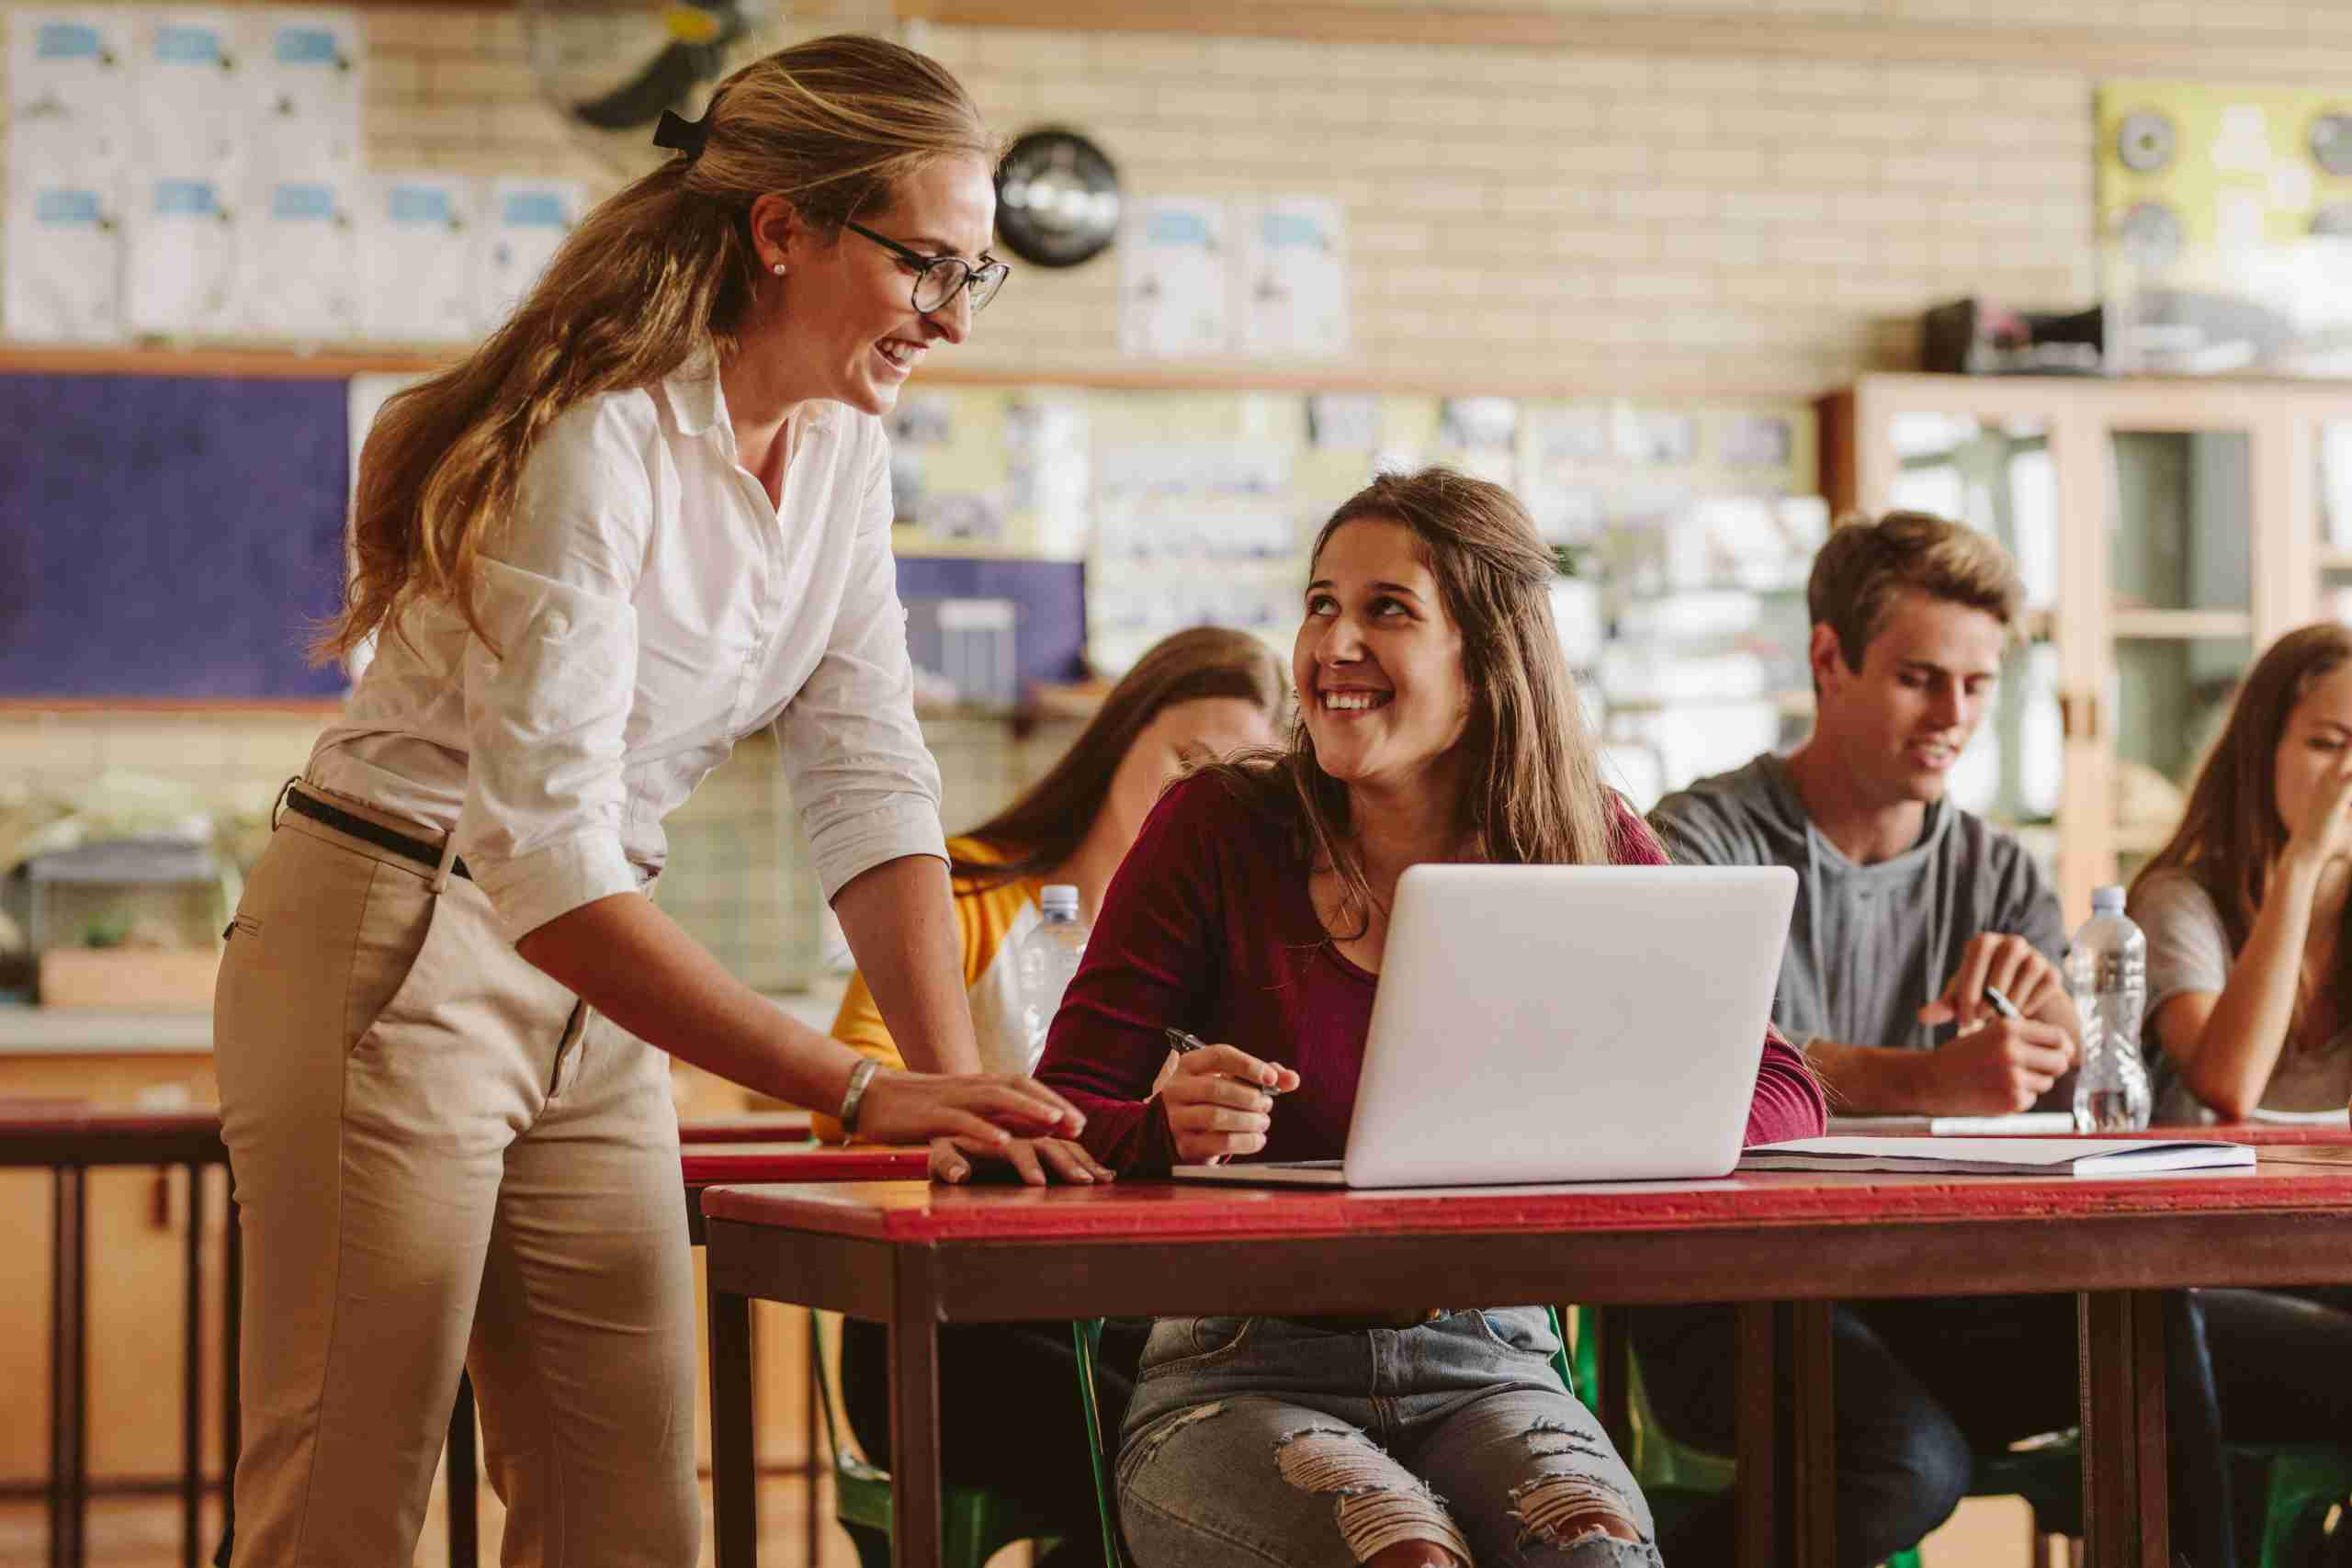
[457, 400, 653, 942]
[775, 429, 946, 903]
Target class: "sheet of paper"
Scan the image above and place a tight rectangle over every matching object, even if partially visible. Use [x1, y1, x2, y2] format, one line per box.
[9, 9, 135, 170]
[244, 7, 363, 176]
[1239, 196, 1348, 357]
[124, 175, 240, 335]
[4, 165, 123, 341]
[238, 174, 358, 339]
[1119, 196, 1227, 358]
[359, 172, 481, 342]
[130, 9, 243, 175]
[480, 179, 583, 331]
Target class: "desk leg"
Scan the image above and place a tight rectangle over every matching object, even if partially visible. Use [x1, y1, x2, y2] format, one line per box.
[802, 1311, 819, 1568]
[1735, 1301, 1835, 1568]
[52, 1166, 88, 1568]
[888, 1251, 944, 1568]
[182, 1162, 203, 1568]
[220, 1193, 240, 1568]
[2079, 1291, 2168, 1568]
[708, 1286, 759, 1568]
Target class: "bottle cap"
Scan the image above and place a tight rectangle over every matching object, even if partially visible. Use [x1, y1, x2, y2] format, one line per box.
[1039, 884, 1080, 918]
[2091, 885, 2125, 914]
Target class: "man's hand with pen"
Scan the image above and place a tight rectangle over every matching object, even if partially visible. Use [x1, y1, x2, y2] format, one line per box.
[1162, 1028, 1302, 1163]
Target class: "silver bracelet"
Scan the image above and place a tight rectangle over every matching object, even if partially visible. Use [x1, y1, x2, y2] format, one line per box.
[837, 1057, 881, 1136]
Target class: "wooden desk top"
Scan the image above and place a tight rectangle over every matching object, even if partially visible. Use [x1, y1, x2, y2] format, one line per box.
[676, 1111, 815, 1145]
[701, 1151, 2352, 1244]
[0, 1104, 226, 1165]
[682, 1143, 927, 1188]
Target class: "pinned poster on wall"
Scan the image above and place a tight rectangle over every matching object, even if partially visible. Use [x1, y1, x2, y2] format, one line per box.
[359, 173, 482, 342]
[125, 174, 240, 335]
[246, 8, 363, 177]
[480, 179, 584, 330]
[1118, 197, 1227, 358]
[240, 175, 359, 338]
[1238, 197, 1349, 358]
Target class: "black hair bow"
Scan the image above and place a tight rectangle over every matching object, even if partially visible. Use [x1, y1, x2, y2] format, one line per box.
[652, 107, 709, 158]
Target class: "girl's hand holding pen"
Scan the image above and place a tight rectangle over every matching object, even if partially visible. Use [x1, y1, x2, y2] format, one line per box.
[1159, 1030, 1302, 1163]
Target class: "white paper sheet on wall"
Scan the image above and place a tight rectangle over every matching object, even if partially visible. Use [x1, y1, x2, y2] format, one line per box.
[480, 179, 583, 331]
[245, 7, 363, 176]
[359, 173, 482, 343]
[1119, 197, 1227, 358]
[124, 174, 240, 335]
[130, 10, 243, 175]
[1239, 197, 1348, 357]
[4, 169, 123, 341]
[8, 9, 135, 169]
[240, 175, 358, 338]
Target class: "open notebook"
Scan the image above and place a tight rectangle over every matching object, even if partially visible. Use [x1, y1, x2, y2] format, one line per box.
[1738, 1136, 2255, 1178]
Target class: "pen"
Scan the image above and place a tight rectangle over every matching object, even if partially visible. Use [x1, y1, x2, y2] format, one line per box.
[1983, 984, 2023, 1021]
[1164, 1027, 1294, 1092]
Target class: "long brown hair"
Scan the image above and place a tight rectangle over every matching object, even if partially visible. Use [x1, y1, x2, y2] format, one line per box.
[318, 35, 991, 662]
[1203, 467, 1628, 939]
[2137, 622, 2352, 1043]
[951, 626, 1290, 886]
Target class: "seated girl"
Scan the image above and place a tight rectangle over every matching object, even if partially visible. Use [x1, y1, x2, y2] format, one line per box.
[2130, 621, 2352, 1552]
[1035, 468, 1824, 1568]
[829, 625, 1286, 1568]
[2136, 621, 2352, 1123]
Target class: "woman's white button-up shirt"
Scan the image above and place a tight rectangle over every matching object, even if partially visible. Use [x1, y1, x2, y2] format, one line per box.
[310, 355, 945, 943]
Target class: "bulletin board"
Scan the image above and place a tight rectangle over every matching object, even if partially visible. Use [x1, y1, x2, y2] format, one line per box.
[0, 372, 352, 700]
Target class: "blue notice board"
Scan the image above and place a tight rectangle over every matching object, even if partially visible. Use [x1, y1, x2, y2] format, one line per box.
[0, 373, 351, 700]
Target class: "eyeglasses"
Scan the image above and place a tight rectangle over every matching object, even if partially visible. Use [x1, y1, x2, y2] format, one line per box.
[842, 221, 1010, 316]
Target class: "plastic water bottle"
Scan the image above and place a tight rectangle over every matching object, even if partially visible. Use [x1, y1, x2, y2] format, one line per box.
[2068, 885, 2152, 1133]
[1016, 885, 1090, 1069]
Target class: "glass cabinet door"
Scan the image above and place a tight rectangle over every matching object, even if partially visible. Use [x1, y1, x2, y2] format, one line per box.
[2105, 428, 2256, 882]
[1883, 410, 2066, 874]
[2320, 422, 2352, 623]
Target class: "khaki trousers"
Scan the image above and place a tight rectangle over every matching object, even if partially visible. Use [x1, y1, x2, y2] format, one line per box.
[214, 785, 699, 1567]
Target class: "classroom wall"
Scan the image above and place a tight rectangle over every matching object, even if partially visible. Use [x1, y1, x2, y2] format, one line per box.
[115, 1, 2352, 394]
[12, 3, 2350, 396]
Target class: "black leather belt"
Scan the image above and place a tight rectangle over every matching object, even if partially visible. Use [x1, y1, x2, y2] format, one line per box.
[284, 787, 471, 881]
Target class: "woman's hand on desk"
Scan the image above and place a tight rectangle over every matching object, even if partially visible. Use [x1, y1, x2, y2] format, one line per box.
[854, 1070, 1085, 1147]
[930, 1136, 1115, 1185]
[1159, 1044, 1301, 1163]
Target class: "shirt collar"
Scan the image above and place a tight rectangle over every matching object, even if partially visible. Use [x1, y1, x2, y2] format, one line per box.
[658, 348, 840, 450]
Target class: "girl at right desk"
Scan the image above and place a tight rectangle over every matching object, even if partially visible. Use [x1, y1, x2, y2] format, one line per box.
[2128, 620, 2352, 1498]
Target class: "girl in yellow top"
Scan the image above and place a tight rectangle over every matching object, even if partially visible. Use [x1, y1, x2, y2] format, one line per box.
[830, 625, 1285, 1568]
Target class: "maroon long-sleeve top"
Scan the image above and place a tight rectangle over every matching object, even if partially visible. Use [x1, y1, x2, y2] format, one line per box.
[1036, 773, 1826, 1175]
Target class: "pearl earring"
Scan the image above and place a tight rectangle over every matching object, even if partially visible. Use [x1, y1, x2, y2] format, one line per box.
[772, 263, 786, 276]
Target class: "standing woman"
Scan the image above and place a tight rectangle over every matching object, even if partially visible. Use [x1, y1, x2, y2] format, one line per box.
[214, 36, 1080, 1568]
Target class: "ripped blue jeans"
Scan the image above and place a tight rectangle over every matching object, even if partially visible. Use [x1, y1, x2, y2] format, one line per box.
[1117, 1310, 1661, 1567]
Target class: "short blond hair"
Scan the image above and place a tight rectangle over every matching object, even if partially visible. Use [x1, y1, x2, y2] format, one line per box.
[1808, 510, 2023, 674]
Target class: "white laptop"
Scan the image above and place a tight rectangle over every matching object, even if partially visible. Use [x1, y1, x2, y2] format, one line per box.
[1172, 863, 1797, 1189]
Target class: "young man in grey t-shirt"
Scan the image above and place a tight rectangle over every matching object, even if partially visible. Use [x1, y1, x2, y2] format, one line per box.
[1629, 512, 2232, 1568]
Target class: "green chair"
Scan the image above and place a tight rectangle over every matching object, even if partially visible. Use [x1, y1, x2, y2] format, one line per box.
[1074, 1308, 1583, 1568]
[807, 1314, 1066, 1568]
[1604, 1310, 2352, 1568]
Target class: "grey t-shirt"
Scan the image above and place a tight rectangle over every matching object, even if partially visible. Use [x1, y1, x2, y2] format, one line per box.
[1649, 752, 2067, 1055]
[2131, 867, 2352, 1120]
